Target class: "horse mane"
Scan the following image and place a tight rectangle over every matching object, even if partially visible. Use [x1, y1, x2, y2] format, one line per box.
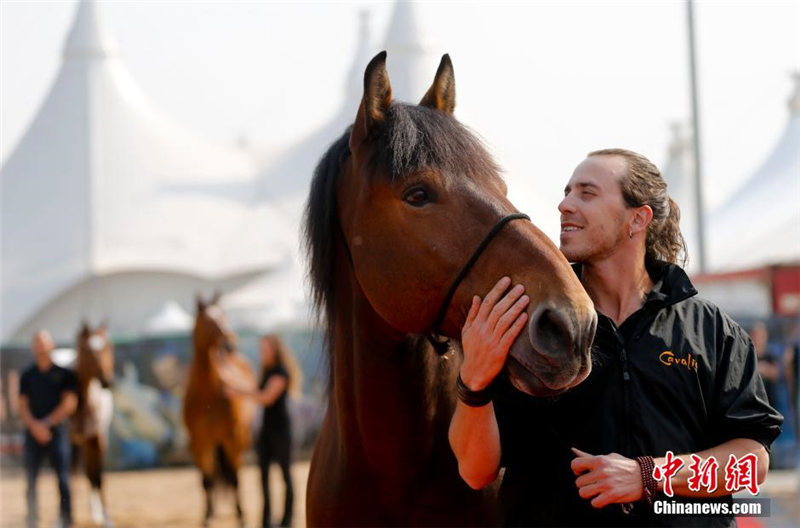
[303, 103, 501, 382]
[303, 126, 352, 348]
[370, 103, 501, 181]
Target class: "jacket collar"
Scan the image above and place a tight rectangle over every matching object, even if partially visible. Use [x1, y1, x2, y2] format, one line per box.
[571, 259, 697, 310]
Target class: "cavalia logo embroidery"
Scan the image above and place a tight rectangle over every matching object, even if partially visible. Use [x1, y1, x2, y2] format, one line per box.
[659, 350, 698, 371]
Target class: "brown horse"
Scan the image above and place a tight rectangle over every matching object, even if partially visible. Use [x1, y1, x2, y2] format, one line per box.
[73, 322, 115, 527]
[183, 294, 256, 527]
[304, 52, 598, 526]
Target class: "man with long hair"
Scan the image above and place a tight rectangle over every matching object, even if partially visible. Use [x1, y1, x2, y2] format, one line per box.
[449, 149, 783, 526]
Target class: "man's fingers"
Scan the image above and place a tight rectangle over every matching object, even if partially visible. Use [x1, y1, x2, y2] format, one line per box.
[590, 492, 614, 509]
[571, 454, 597, 475]
[571, 447, 593, 457]
[577, 482, 602, 500]
[495, 294, 530, 336]
[477, 277, 511, 321]
[575, 472, 599, 489]
[464, 296, 480, 328]
[498, 312, 528, 351]
[488, 284, 525, 328]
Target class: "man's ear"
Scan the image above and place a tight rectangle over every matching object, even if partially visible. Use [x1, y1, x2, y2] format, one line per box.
[631, 205, 654, 236]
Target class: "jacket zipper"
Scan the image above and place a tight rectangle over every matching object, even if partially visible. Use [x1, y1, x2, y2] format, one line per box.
[616, 330, 632, 455]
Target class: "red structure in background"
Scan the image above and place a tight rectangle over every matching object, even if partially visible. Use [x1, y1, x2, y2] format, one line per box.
[692, 264, 800, 319]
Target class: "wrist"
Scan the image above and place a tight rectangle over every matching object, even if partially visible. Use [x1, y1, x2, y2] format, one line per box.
[459, 366, 490, 391]
[456, 373, 492, 407]
[42, 416, 54, 427]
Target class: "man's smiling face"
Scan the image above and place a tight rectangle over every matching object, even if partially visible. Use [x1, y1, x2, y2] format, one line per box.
[558, 155, 630, 263]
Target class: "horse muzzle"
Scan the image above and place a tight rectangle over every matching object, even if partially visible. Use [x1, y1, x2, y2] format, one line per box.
[505, 302, 596, 396]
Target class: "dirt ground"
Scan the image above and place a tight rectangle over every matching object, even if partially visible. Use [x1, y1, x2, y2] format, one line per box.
[0, 462, 308, 528]
[1, 463, 797, 528]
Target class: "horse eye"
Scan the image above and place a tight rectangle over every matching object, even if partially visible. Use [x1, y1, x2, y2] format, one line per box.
[403, 187, 431, 207]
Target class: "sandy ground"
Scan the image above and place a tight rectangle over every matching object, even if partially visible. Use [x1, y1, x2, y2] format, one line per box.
[0, 462, 308, 528]
[1, 463, 797, 528]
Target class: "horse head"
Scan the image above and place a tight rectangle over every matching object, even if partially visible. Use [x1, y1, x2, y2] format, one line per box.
[76, 321, 115, 389]
[316, 51, 597, 396]
[193, 293, 237, 358]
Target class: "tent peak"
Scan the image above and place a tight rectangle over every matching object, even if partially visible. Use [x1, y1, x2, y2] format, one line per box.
[384, 0, 427, 53]
[64, 0, 117, 60]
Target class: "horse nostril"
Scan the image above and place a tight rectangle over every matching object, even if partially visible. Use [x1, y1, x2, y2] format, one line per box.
[529, 307, 575, 360]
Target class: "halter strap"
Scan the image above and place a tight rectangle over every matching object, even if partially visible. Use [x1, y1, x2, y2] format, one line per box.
[427, 212, 530, 355]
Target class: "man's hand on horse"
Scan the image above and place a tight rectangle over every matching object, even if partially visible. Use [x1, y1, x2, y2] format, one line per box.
[460, 276, 529, 391]
[570, 447, 643, 508]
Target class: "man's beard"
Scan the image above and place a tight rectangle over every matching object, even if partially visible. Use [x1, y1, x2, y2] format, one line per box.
[560, 225, 626, 263]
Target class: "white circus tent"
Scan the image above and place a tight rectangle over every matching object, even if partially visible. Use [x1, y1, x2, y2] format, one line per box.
[660, 74, 800, 274]
[0, 1, 295, 343]
[706, 73, 800, 271]
[0, 0, 440, 344]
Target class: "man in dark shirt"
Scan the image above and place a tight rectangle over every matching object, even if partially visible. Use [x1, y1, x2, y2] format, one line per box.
[18, 330, 79, 528]
[449, 149, 782, 526]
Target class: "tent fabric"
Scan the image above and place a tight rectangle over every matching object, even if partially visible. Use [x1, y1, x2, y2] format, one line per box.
[1, 1, 292, 341]
[706, 75, 800, 271]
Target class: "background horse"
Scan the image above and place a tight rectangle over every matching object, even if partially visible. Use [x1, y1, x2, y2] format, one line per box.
[304, 51, 598, 526]
[183, 294, 256, 527]
[73, 322, 115, 527]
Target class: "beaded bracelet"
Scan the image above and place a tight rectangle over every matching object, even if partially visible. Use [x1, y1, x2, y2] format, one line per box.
[636, 455, 658, 505]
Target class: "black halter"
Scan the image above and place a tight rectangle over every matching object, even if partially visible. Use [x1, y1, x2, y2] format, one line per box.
[338, 211, 530, 356]
[425, 212, 530, 355]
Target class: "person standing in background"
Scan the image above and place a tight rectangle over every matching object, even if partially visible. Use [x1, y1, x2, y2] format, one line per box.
[752, 322, 780, 407]
[18, 330, 79, 528]
[225, 335, 302, 528]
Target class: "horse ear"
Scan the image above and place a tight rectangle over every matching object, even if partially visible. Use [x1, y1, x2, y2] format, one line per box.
[211, 290, 222, 306]
[350, 51, 392, 151]
[196, 294, 205, 313]
[80, 320, 90, 337]
[420, 54, 455, 114]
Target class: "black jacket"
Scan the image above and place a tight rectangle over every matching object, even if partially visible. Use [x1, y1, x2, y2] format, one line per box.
[493, 261, 783, 527]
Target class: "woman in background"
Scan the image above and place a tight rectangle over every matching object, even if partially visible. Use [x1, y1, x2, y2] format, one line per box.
[227, 334, 301, 528]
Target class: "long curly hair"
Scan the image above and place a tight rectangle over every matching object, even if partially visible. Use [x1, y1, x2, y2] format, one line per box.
[261, 334, 303, 398]
[588, 148, 688, 266]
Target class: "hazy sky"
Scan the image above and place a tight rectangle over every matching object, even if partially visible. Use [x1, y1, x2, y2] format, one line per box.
[1, 1, 798, 244]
